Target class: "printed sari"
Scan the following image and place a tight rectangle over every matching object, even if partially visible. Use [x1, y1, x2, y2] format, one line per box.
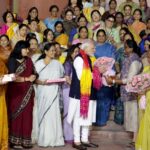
[7, 57, 34, 147]
[0, 60, 8, 150]
[0, 23, 18, 40]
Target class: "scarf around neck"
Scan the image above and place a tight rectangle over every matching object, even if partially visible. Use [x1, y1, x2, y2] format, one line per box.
[80, 49, 92, 118]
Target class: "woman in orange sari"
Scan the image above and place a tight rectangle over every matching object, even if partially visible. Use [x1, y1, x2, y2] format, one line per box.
[0, 35, 12, 64]
[0, 59, 8, 150]
[128, 9, 146, 44]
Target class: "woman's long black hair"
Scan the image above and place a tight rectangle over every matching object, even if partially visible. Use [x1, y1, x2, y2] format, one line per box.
[43, 28, 54, 42]
[26, 7, 40, 23]
[64, 43, 80, 64]
[125, 39, 141, 57]
[9, 40, 29, 59]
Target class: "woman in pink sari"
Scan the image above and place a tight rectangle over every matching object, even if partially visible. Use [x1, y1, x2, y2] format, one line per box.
[7, 40, 37, 149]
[0, 11, 18, 40]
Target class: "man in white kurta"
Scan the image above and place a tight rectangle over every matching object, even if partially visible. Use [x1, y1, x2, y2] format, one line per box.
[67, 40, 98, 150]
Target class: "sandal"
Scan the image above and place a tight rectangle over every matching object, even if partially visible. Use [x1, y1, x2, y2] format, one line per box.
[126, 142, 135, 148]
[9, 144, 23, 149]
[22, 145, 33, 149]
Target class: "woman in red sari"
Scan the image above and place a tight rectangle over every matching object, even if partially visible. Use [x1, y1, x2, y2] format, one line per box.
[7, 40, 37, 149]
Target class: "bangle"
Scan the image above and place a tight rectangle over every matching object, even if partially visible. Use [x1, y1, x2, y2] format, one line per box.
[112, 79, 115, 84]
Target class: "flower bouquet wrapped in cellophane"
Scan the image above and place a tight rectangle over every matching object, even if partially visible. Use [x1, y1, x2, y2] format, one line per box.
[94, 57, 115, 86]
[126, 73, 150, 93]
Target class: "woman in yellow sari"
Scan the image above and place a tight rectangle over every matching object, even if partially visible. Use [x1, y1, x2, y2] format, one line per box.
[0, 11, 18, 40]
[54, 21, 69, 62]
[0, 59, 8, 150]
[23, 7, 46, 33]
[11, 24, 28, 48]
[83, 0, 105, 22]
[136, 40, 150, 150]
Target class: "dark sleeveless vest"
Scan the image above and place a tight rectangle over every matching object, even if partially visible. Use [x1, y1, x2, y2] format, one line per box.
[69, 54, 96, 100]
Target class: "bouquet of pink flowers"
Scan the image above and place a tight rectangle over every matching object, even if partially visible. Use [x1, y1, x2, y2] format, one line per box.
[126, 73, 150, 93]
[94, 57, 115, 86]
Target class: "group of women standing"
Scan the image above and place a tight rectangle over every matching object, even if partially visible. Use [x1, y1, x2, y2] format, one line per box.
[0, 0, 150, 150]
[0, 34, 81, 149]
[0, 41, 67, 149]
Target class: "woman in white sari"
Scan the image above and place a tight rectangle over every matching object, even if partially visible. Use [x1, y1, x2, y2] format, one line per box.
[35, 43, 64, 147]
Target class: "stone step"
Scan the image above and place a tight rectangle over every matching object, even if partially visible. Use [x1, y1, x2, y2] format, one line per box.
[89, 121, 132, 142]
[92, 120, 124, 131]
[20, 142, 131, 150]
[10, 120, 132, 150]
[90, 130, 132, 142]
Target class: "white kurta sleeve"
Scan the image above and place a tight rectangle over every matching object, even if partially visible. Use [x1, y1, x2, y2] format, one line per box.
[122, 61, 142, 84]
[73, 56, 83, 80]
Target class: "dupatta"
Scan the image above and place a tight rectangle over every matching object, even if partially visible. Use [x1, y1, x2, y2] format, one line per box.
[6, 23, 18, 39]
